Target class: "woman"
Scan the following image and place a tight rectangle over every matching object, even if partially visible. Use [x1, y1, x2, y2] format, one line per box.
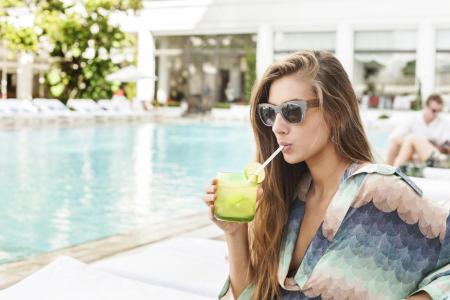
[203, 51, 450, 299]
[393, 134, 450, 169]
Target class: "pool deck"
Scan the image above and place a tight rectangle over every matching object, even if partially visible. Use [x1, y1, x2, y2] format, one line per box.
[1, 107, 449, 290]
[0, 213, 220, 290]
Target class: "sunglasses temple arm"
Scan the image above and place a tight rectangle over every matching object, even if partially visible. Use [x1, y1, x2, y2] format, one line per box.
[307, 99, 320, 108]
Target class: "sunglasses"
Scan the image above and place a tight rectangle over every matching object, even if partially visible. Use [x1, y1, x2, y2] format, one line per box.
[257, 99, 319, 126]
[431, 108, 442, 114]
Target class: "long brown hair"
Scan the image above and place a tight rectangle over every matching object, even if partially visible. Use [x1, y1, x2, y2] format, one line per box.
[248, 50, 373, 299]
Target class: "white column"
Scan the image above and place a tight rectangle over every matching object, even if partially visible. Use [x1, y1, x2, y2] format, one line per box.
[416, 22, 436, 101]
[137, 30, 156, 104]
[256, 25, 274, 79]
[229, 63, 242, 100]
[16, 52, 33, 99]
[156, 37, 169, 105]
[336, 23, 354, 83]
[1, 42, 8, 99]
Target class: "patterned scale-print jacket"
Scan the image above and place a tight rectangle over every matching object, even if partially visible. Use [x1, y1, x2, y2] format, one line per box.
[219, 163, 450, 300]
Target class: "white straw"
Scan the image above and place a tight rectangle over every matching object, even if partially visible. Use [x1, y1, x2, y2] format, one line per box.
[253, 145, 284, 175]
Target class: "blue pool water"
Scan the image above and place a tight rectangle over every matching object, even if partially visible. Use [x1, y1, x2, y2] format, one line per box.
[0, 121, 388, 264]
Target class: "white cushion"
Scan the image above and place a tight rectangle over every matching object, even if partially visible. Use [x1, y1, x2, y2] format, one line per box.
[93, 238, 229, 298]
[0, 256, 214, 300]
[411, 176, 450, 208]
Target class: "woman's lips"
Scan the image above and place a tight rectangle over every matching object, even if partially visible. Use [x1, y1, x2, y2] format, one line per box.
[280, 144, 292, 153]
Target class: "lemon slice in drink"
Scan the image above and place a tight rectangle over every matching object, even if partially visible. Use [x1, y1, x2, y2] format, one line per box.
[243, 162, 266, 184]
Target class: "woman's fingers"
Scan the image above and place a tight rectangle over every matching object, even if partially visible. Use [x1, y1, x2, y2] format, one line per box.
[203, 193, 216, 205]
[205, 178, 218, 221]
[204, 178, 217, 194]
[208, 205, 216, 221]
[204, 184, 216, 194]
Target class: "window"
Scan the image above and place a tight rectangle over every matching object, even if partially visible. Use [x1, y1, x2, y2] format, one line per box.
[273, 31, 336, 61]
[353, 30, 417, 98]
[436, 29, 450, 93]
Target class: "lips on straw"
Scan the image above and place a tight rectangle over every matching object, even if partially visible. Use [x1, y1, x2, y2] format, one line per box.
[253, 145, 284, 176]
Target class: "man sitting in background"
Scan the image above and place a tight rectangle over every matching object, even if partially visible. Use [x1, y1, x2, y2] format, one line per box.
[387, 93, 449, 165]
[392, 135, 450, 168]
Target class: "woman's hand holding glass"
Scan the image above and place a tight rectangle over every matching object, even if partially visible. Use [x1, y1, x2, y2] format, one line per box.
[203, 179, 248, 235]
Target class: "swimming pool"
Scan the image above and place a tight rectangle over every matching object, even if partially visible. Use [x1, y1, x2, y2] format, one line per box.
[0, 121, 388, 264]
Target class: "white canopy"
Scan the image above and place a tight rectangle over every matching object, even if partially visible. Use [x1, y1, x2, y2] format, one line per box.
[106, 66, 157, 82]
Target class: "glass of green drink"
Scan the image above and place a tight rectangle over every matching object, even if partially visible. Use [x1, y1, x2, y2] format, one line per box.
[213, 145, 284, 223]
[214, 172, 258, 222]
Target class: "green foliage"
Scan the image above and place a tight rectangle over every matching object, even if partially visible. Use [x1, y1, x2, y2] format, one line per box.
[377, 113, 390, 119]
[402, 60, 416, 77]
[363, 60, 384, 80]
[1, 0, 25, 11]
[0, 1, 38, 53]
[167, 100, 181, 107]
[244, 47, 256, 102]
[411, 79, 423, 111]
[34, 0, 141, 102]
[1, 0, 141, 102]
[124, 82, 136, 99]
[4, 25, 38, 52]
[213, 102, 231, 109]
[364, 81, 377, 96]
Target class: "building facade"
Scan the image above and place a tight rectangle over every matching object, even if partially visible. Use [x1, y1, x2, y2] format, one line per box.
[125, 0, 450, 105]
[3, 0, 450, 107]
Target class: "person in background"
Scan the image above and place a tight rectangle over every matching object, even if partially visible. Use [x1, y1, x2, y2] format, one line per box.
[113, 85, 126, 99]
[393, 135, 450, 168]
[386, 93, 448, 165]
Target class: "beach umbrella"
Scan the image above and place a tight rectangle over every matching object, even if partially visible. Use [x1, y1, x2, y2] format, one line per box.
[106, 66, 157, 82]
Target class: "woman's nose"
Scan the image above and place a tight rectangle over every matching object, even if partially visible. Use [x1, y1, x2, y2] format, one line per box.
[272, 113, 288, 135]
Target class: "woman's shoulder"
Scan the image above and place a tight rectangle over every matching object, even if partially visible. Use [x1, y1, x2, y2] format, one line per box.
[352, 163, 422, 196]
[352, 163, 449, 241]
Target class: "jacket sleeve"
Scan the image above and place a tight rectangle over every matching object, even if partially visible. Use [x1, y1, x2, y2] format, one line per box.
[409, 215, 450, 299]
[218, 276, 253, 300]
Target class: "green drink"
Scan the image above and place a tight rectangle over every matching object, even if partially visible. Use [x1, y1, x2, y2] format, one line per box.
[214, 172, 258, 222]
[213, 146, 284, 223]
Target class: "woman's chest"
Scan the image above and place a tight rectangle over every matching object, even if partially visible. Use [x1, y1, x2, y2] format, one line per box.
[289, 205, 328, 274]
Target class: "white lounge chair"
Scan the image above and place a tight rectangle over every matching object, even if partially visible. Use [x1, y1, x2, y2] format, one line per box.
[97, 99, 118, 112]
[101, 97, 152, 121]
[0, 99, 40, 126]
[97, 99, 130, 121]
[33, 99, 81, 125]
[0, 256, 214, 300]
[112, 98, 133, 113]
[66, 99, 108, 123]
[0, 102, 15, 127]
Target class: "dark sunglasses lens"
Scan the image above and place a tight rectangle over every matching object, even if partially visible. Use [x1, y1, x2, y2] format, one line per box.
[282, 103, 303, 123]
[259, 106, 276, 126]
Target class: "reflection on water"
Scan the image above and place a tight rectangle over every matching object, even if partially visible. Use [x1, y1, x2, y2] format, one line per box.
[0, 122, 254, 264]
